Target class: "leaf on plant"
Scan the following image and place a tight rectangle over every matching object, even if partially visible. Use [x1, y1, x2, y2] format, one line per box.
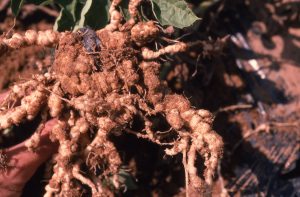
[117, 168, 138, 190]
[75, 0, 109, 30]
[10, 0, 25, 16]
[119, 0, 130, 21]
[151, 0, 200, 28]
[54, 0, 83, 31]
[26, 0, 50, 5]
[54, 8, 74, 31]
[60, 0, 79, 21]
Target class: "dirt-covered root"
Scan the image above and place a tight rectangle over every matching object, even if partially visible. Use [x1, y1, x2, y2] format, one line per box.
[106, 0, 144, 32]
[105, 0, 123, 31]
[25, 108, 48, 151]
[131, 21, 160, 46]
[139, 61, 169, 104]
[121, 0, 143, 30]
[85, 117, 122, 176]
[182, 109, 223, 185]
[140, 60, 223, 191]
[160, 96, 223, 191]
[48, 82, 64, 118]
[161, 95, 223, 186]
[0, 1, 224, 195]
[42, 88, 138, 196]
[142, 42, 188, 59]
[0, 80, 49, 130]
[0, 30, 62, 51]
[45, 116, 104, 197]
[0, 74, 53, 127]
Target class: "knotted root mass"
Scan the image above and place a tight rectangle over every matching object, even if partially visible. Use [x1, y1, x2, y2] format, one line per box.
[0, 0, 223, 196]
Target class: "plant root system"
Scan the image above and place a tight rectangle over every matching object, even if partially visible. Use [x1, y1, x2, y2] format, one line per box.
[0, 0, 223, 196]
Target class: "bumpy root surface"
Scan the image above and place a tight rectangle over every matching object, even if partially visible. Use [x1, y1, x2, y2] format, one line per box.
[0, 0, 223, 196]
[0, 30, 61, 52]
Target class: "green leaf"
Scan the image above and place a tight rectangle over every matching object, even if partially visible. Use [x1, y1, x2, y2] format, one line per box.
[75, 0, 109, 30]
[54, 0, 83, 31]
[39, 0, 55, 6]
[117, 169, 137, 190]
[54, 0, 74, 7]
[151, 0, 200, 28]
[54, 8, 74, 31]
[10, 0, 25, 16]
[56, 0, 82, 21]
[119, 0, 130, 21]
[26, 0, 50, 4]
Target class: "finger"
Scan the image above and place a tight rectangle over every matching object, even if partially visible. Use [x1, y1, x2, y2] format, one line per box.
[0, 119, 58, 195]
[7, 119, 58, 169]
[3, 119, 58, 180]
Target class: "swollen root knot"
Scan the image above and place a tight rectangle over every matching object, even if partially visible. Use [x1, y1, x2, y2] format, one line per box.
[105, 0, 123, 31]
[131, 21, 159, 46]
[142, 42, 188, 59]
[128, 0, 142, 18]
[124, 0, 142, 28]
[1, 30, 61, 50]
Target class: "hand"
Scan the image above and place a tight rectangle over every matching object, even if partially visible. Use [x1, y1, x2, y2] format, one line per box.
[0, 92, 58, 197]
